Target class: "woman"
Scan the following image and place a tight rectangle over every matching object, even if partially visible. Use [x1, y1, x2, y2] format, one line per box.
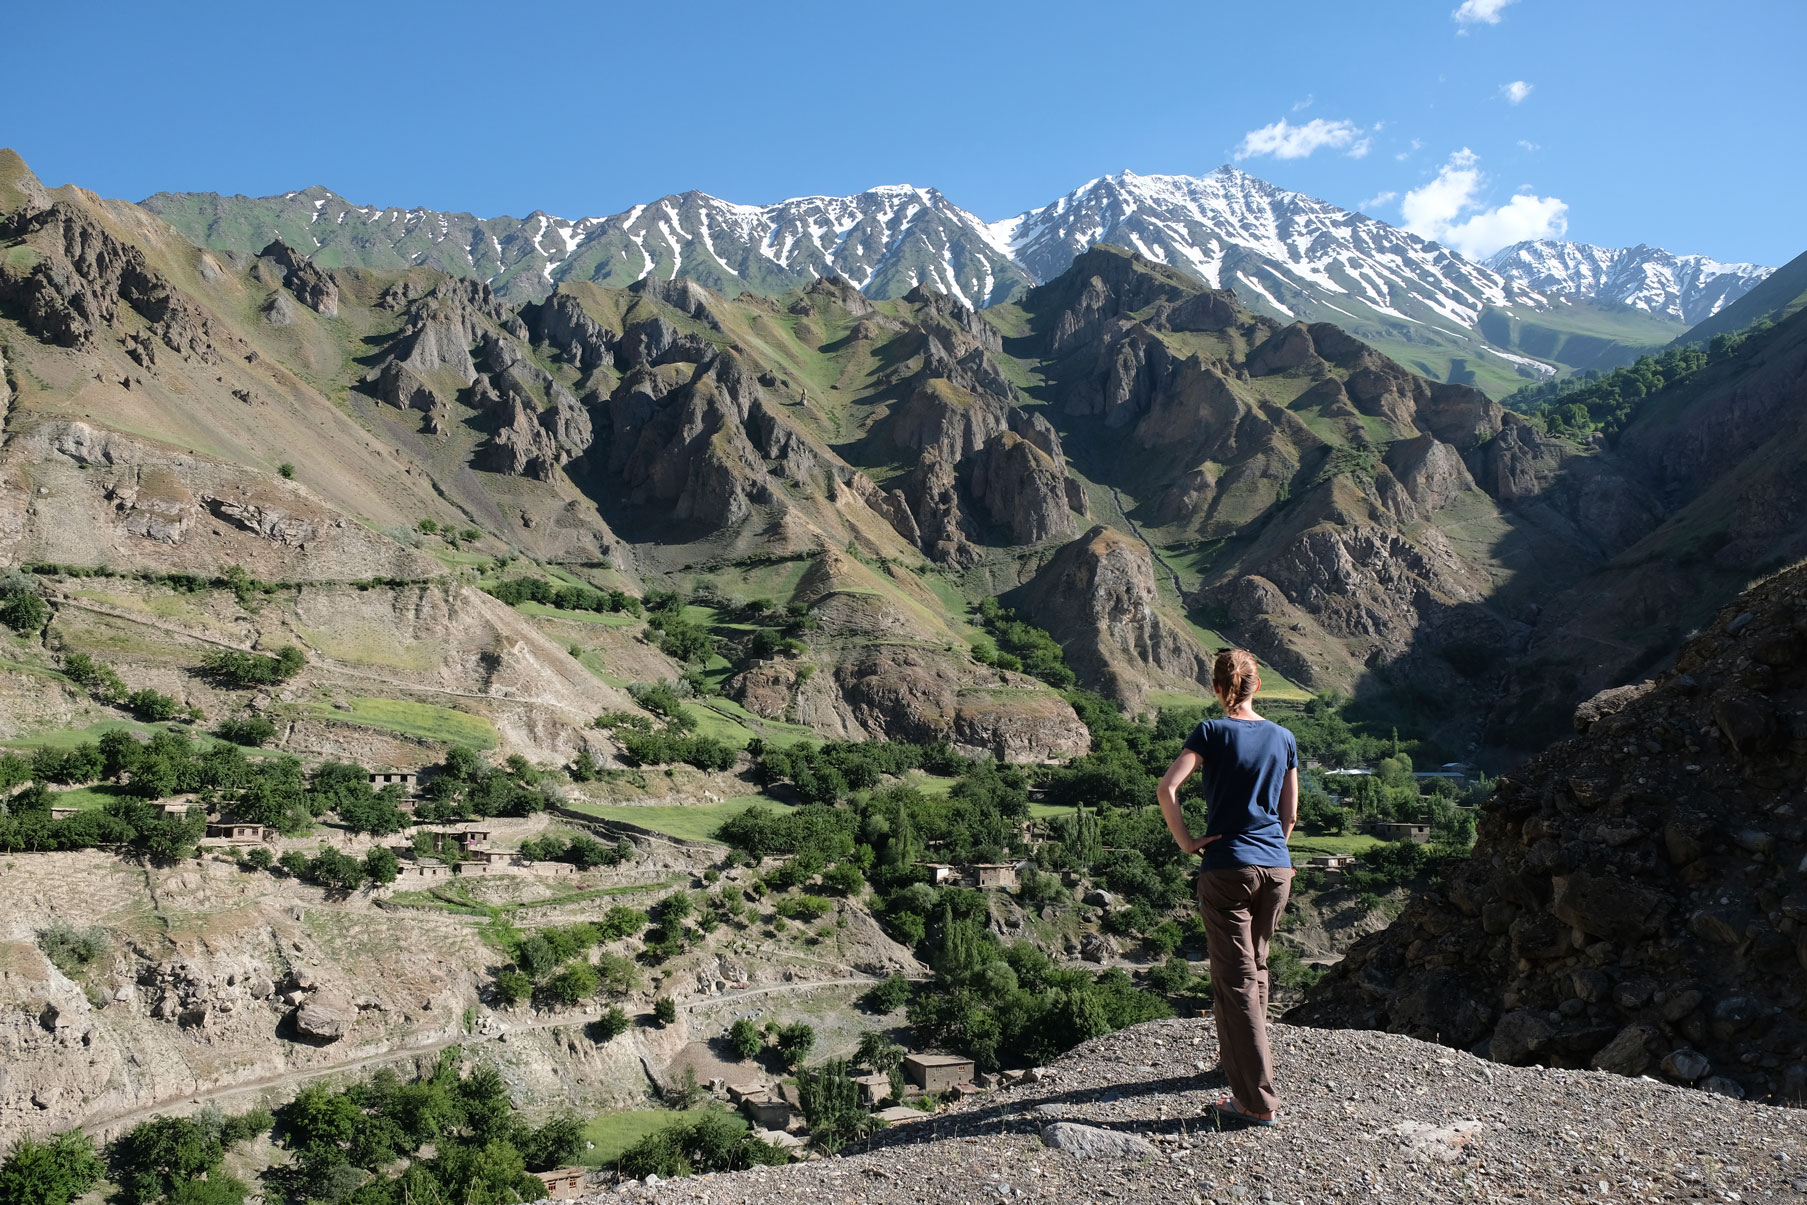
[1157, 647, 1298, 1127]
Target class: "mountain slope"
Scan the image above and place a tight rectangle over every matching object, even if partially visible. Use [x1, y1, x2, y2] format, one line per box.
[1487, 239, 1771, 324]
[135, 161, 1737, 398]
[10, 150, 1806, 760]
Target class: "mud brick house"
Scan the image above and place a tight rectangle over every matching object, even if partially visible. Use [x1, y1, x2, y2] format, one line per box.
[903, 1053, 975, 1094]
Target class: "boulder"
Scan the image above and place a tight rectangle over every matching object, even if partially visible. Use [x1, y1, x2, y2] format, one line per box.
[1590, 1024, 1658, 1076]
[1039, 1122, 1156, 1161]
[294, 998, 354, 1043]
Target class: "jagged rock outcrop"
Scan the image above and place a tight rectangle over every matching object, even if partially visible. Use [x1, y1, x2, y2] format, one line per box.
[1007, 526, 1208, 706]
[964, 431, 1077, 545]
[831, 648, 1090, 762]
[257, 239, 339, 317]
[528, 290, 617, 370]
[1291, 565, 1807, 1103]
[0, 204, 219, 362]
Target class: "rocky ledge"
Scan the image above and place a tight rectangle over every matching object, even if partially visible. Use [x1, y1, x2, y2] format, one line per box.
[580, 1019, 1805, 1203]
[1291, 561, 1807, 1102]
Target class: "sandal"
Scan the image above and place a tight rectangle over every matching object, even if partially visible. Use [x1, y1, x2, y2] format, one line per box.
[1209, 1096, 1276, 1127]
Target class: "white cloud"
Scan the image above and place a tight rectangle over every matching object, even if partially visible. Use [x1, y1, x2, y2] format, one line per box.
[1395, 138, 1425, 162]
[1453, 0, 1516, 27]
[1517, 138, 1541, 152]
[1235, 117, 1371, 161]
[1358, 191, 1398, 212]
[1401, 147, 1568, 258]
[1292, 94, 1314, 112]
[1500, 80, 1533, 104]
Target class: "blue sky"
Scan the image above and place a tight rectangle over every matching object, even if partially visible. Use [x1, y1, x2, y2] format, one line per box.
[7, 0, 1803, 265]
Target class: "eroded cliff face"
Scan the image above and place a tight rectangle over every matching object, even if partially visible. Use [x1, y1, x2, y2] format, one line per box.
[1008, 525, 1210, 708]
[0, 852, 485, 1146]
[1291, 564, 1807, 1103]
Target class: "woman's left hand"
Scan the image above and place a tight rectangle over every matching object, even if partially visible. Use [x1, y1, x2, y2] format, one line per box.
[1180, 833, 1220, 856]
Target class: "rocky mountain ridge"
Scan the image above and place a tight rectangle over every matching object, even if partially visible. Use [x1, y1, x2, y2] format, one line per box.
[138, 161, 1772, 398]
[1292, 560, 1807, 1104]
[6, 149, 1807, 759]
[1487, 238, 1771, 325]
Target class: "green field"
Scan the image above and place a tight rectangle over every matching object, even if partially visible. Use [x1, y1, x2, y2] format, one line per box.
[48, 784, 133, 811]
[579, 1108, 737, 1166]
[515, 601, 640, 627]
[304, 697, 498, 749]
[1288, 833, 1384, 860]
[3, 719, 164, 749]
[564, 794, 792, 843]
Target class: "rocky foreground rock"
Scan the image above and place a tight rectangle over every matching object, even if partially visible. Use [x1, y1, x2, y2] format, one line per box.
[586, 1018, 1806, 1203]
[1292, 562, 1807, 1103]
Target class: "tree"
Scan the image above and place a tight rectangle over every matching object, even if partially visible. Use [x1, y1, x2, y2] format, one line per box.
[591, 1006, 631, 1042]
[306, 848, 365, 892]
[796, 1059, 878, 1152]
[515, 1113, 584, 1172]
[653, 996, 677, 1026]
[363, 846, 400, 886]
[727, 1018, 763, 1060]
[214, 716, 277, 747]
[0, 592, 50, 633]
[774, 1021, 815, 1067]
[127, 689, 183, 722]
[115, 1114, 223, 1205]
[542, 962, 600, 1006]
[854, 1031, 905, 1073]
[861, 974, 912, 1014]
[339, 786, 408, 836]
[0, 1131, 105, 1205]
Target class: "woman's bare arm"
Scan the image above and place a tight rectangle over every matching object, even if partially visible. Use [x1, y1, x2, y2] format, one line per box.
[1158, 750, 1214, 855]
[1278, 767, 1299, 841]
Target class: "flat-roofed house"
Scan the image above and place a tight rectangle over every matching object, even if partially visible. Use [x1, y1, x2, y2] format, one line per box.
[531, 1167, 588, 1200]
[743, 1096, 793, 1130]
[902, 1053, 975, 1095]
[971, 863, 1018, 890]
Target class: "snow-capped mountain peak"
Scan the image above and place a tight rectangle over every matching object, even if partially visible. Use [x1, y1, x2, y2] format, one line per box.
[1486, 240, 1772, 324]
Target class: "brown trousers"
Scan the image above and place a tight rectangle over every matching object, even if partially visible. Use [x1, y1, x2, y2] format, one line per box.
[1197, 865, 1293, 1116]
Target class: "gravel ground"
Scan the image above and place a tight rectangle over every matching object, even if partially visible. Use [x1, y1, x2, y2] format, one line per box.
[584, 1019, 1807, 1204]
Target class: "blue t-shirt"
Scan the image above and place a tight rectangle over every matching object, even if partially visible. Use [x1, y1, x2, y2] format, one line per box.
[1182, 718, 1296, 870]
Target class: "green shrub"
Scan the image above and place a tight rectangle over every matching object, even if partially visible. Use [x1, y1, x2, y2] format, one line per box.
[727, 1017, 763, 1059]
[860, 973, 912, 1013]
[0, 592, 50, 633]
[494, 969, 532, 1005]
[774, 1021, 815, 1066]
[200, 647, 304, 689]
[542, 962, 600, 1006]
[36, 922, 109, 978]
[614, 1109, 785, 1179]
[127, 689, 183, 722]
[653, 996, 677, 1026]
[0, 1130, 105, 1205]
[592, 1005, 631, 1041]
[214, 716, 277, 746]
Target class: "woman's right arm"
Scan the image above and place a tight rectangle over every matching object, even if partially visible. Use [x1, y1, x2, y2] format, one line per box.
[1158, 750, 1213, 856]
[1278, 767, 1299, 841]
